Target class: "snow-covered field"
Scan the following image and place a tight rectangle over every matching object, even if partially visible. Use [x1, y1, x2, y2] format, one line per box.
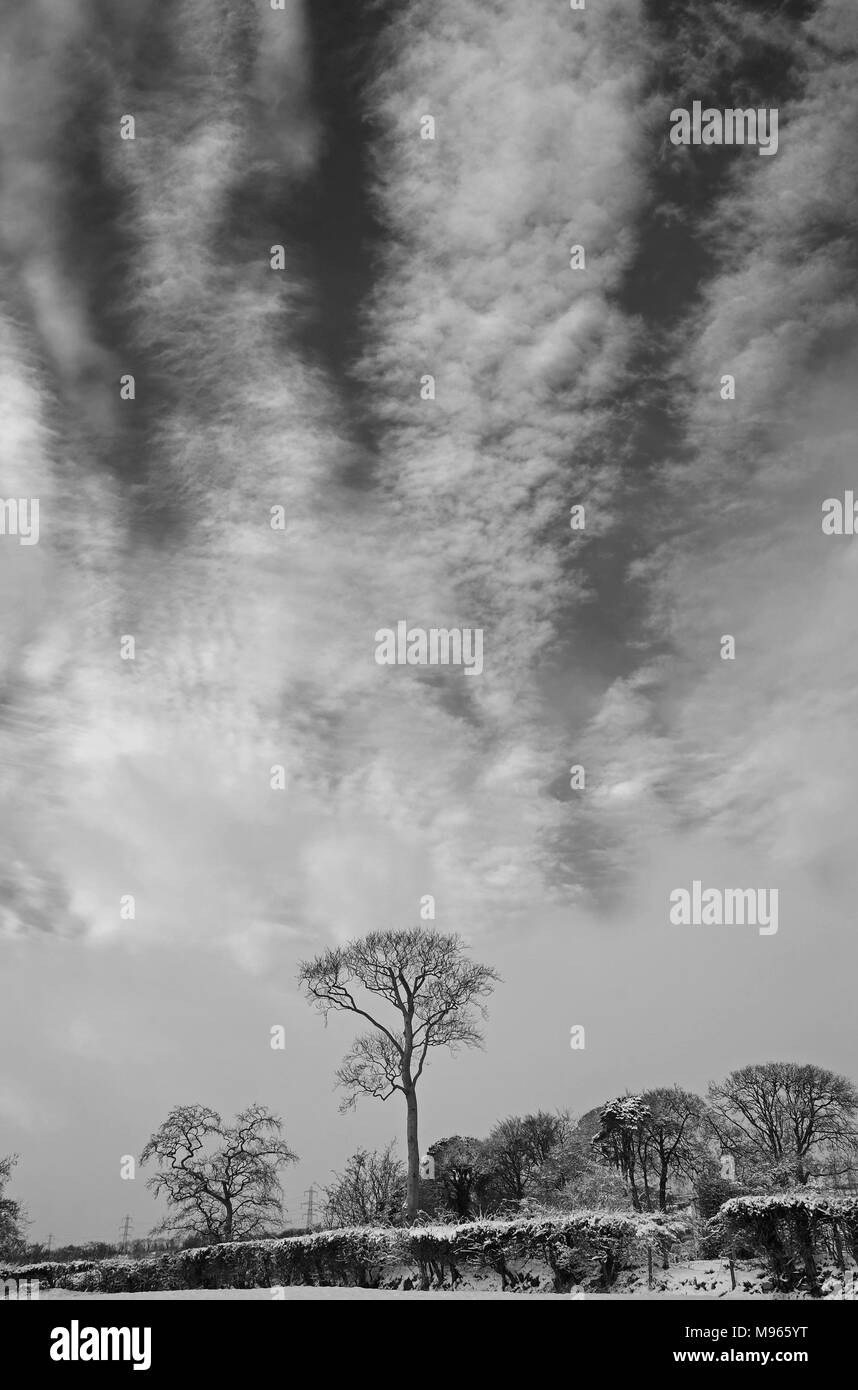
[37, 1287, 558, 1300]
[32, 1261, 789, 1300]
[36, 1288, 752, 1300]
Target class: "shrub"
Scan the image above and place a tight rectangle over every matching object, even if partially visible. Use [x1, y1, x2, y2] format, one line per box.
[695, 1172, 745, 1220]
[0, 1210, 688, 1295]
[719, 1193, 858, 1297]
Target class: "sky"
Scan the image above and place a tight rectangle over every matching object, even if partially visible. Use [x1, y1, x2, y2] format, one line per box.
[0, 0, 857, 1243]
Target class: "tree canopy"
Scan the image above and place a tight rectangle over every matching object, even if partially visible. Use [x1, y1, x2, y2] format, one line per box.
[707, 1062, 858, 1185]
[298, 926, 499, 1219]
[140, 1103, 297, 1244]
[0, 1154, 27, 1262]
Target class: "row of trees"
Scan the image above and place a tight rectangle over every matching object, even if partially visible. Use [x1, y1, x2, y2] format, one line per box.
[296, 928, 858, 1226]
[596, 1064, 858, 1207]
[4, 1060, 856, 1254]
[321, 1062, 858, 1227]
[3, 928, 856, 1252]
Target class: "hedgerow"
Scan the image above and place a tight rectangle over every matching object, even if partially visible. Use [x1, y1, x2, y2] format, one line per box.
[715, 1193, 858, 1296]
[1, 1210, 687, 1294]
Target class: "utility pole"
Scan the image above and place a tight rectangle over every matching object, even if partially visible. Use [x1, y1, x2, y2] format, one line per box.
[301, 1185, 316, 1231]
[46, 1233, 52, 1256]
[119, 1215, 133, 1253]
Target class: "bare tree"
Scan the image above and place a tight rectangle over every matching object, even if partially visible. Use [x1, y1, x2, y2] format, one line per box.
[707, 1062, 858, 1186]
[637, 1087, 708, 1211]
[298, 927, 499, 1220]
[322, 1143, 406, 1228]
[140, 1103, 298, 1244]
[0, 1155, 27, 1261]
[486, 1111, 566, 1202]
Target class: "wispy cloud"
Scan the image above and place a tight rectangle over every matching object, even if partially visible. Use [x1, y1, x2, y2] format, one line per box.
[355, 0, 657, 909]
[577, 0, 858, 902]
[1, 0, 856, 965]
[0, 0, 664, 954]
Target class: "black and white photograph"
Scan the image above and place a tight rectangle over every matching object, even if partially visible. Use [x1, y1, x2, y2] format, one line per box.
[1, 0, 857, 1369]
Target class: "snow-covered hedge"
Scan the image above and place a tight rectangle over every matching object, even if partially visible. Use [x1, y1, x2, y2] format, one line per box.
[1, 1211, 687, 1294]
[714, 1193, 858, 1296]
[0, 1258, 102, 1288]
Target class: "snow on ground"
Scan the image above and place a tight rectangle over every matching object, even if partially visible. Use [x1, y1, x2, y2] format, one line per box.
[32, 1261, 771, 1300]
[36, 1287, 751, 1300]
[31, 1260, 856, 1300]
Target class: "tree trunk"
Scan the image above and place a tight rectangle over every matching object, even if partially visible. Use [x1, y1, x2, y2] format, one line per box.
[832, 1221, 846, 1286]
[641, 1165, 653, 1211]
[794, 1209, 822, 1298]
[405, 1086, 420, 1222]
[628, 1163, 642, 1212]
